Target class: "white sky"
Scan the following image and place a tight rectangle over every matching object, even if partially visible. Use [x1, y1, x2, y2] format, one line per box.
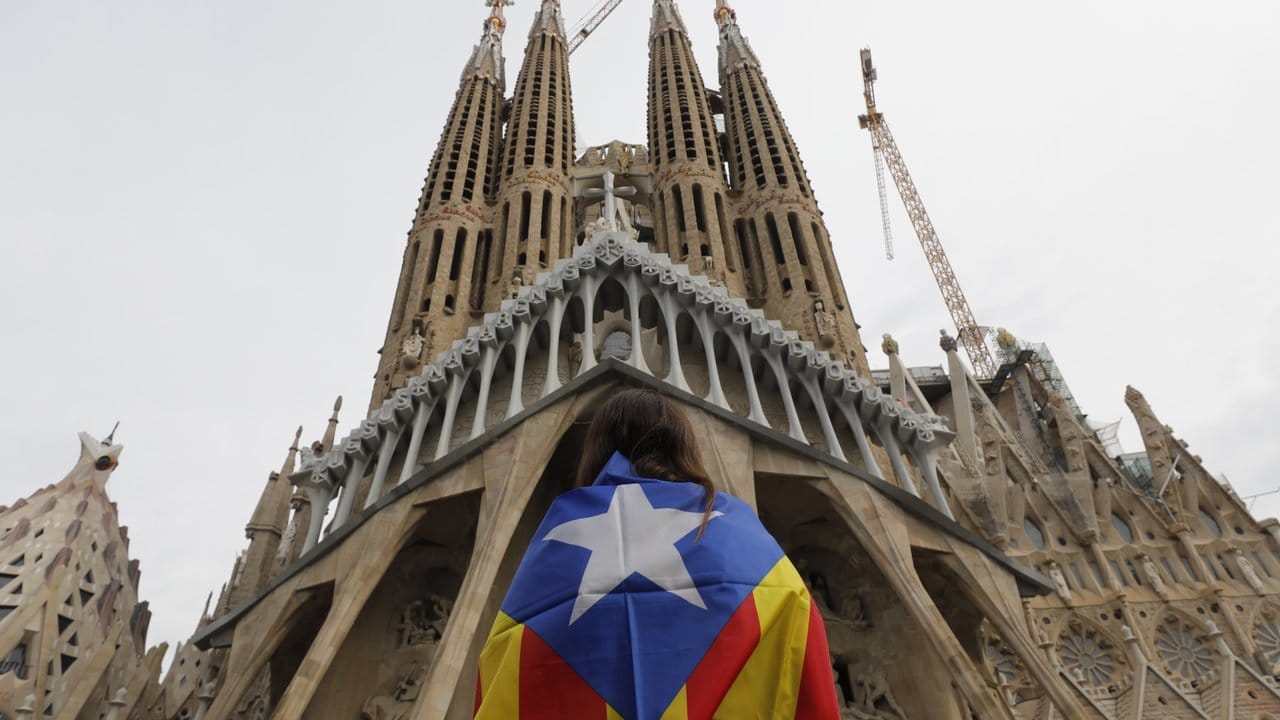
[2, 0, 1278, 663]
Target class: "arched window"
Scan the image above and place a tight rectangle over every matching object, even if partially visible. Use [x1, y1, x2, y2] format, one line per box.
[1111, 513, 1134, 544]
[1023, 518, 1047, 550]
[1198, 508, 1222, 538]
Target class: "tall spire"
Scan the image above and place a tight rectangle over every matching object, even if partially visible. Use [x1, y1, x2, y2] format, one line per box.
[465, 0, 513, 86]
[371, 2, 510, 406]
[714, 0, 758, 71]
[716, 0, 870, 373]
[491, 0, 578, 291]
[646, 0, 740, 291]
[231, 426, 303, 606]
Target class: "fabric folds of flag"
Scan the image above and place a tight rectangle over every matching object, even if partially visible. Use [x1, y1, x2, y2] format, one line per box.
[474, 452, 839, 720]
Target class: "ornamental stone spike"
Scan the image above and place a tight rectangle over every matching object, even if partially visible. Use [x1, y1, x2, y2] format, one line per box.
[321, 396, 343, 453]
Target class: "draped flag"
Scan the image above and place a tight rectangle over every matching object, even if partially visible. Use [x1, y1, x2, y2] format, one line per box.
[475, 452, 839, 720]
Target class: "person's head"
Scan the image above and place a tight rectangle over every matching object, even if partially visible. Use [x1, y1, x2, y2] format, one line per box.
[576, 389, 716, 530]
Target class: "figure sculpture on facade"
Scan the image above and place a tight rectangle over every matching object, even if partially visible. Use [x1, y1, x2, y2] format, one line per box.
[845, 671, 907, 719]
[1235, 550, 1267, 594]
[813, 299, 836, 348]
[1048, 561, 1072, 602]
[401, 326, 426, 370]
[1140, 555, 1168, 596]
[397, 594, 454, 650]
[361, 666, 423, 720]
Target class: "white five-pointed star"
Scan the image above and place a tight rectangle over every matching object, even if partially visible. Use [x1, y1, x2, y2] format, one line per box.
[544, 484, 723, 624]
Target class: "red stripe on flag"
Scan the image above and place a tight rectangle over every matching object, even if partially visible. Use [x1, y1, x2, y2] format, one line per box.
[685, 593, 763, 719]
[793, 599, 840, 719]
[474, 673, 482, 715]
[519, 626, 608, 720]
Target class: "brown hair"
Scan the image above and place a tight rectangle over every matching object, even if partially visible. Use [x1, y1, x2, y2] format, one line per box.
[576, 388, 716, 537]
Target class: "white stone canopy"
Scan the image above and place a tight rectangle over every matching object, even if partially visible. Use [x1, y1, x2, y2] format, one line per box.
[291, 231, 957, 553]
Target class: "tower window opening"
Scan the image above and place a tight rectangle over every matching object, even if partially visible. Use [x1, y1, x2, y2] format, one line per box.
[426, 229, 444, 284]
[672, 186, 687, 233]
[781, 278, 792, 293]
[471, 230, 492, 311]
[765, 214, 786, 267]
[448, 229, 467, 282]
[540, 190, 553, 240]
[692, 184, 708, 232]
[461, 84, 489, 203]
[735, 221, 758, 295]
[813, 222, 846, 309]
[391, 241, 419, 330]
[519, 192, 532, 244]
[788, 213, 809, 266]
[715, 193, 734, 271]
[561, 196, 572, 257]
[444, 294, 455, 312]
[494, 203, 510, 283]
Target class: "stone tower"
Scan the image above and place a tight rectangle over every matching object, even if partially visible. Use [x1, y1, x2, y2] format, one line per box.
[149, 2, 1280, 719]
[646, 0, 737, 292]
[714, 0, 869, 375]
[493, 0, 577, 287]
[372, 2, 511, 404]
[0, 433, 166, 719]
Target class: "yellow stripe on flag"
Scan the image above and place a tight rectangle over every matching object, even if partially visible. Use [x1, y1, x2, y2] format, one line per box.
[475, 611, 523, 719]
[606, 705, 626, 720]
[660, 686, 690, 720]
[713, 558, 813, 718]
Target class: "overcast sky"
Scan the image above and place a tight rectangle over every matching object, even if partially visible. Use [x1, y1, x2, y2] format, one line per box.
[2, 0, 1277, 664]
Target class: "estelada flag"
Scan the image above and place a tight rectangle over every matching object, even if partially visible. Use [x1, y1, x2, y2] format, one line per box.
[475, 452, 840, 719]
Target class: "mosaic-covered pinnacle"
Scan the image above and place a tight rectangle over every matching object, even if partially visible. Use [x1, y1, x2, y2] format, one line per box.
[715, 0, 759, 71]
[530, 0, 568, 41]
[651, 0, 689, 38]
[464, 0, 512, 86]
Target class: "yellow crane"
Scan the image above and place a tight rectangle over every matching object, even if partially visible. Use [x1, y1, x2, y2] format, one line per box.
[858, 48, 998, 379]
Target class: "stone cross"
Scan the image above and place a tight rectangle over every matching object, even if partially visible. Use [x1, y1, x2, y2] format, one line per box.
[583, 170, 637, 232]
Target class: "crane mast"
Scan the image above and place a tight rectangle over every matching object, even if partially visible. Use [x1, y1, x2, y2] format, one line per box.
[567, 0, 626, 55]
[858, 48, 998, 379]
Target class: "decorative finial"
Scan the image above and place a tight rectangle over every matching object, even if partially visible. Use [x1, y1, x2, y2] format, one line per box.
[939, 329, 958, 353]
[292, 426, 303, 447]
[486, 0, 514, 32]
[714, 0, 734, 25]
[321, 396, 343, 453]
[881, 333, 899, 356]
[103, 421, 120, 445]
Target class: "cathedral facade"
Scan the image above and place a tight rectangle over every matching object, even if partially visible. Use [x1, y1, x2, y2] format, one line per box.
[3, 1, 1279, 718]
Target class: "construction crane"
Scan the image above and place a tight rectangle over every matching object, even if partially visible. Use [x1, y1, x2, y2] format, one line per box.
[567, 0, 626, 55]
[858, 48, 998, 379]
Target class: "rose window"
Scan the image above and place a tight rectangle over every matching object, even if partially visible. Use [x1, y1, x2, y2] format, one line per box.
[1155, 620, 1217, 681]
[1057, 627, 1117, 687]
[1255, 615, 1280, 670]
